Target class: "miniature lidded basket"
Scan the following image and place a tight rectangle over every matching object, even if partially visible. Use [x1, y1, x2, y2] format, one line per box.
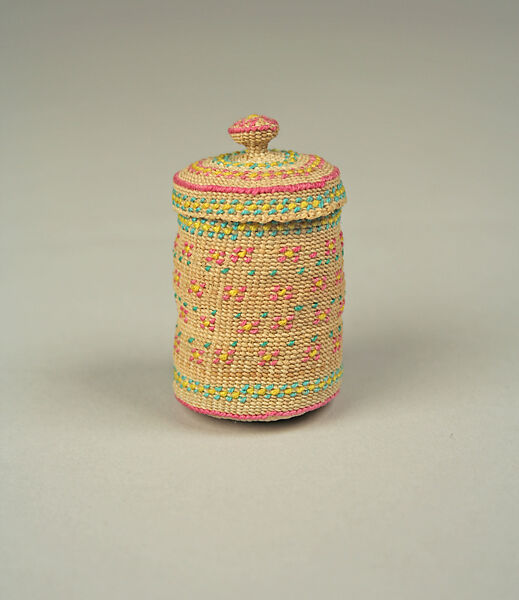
[172, 115, 347, 421]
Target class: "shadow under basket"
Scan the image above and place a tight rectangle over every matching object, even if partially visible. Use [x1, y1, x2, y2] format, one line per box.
[171, 114, 347, 421]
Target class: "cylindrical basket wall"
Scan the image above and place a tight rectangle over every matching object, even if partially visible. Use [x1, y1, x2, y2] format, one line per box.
[171, 115, 347, 421]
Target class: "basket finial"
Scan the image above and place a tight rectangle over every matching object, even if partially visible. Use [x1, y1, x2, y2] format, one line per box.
[228, 114, 279, 154]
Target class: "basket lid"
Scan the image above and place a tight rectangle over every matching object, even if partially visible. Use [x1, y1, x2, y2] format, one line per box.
[172, 114, 346, 223]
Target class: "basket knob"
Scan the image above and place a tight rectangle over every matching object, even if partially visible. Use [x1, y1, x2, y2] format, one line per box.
[228, 114, 279, 154]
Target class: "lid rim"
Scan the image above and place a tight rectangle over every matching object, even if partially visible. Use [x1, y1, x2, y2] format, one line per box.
[173, 166, 341, 196]
[172, 180, 346, 224]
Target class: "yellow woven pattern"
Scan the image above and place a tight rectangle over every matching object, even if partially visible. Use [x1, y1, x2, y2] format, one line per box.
[172, 181, 346, 223]
[188, 153, 325, 180]
[177, 209, 342, 236]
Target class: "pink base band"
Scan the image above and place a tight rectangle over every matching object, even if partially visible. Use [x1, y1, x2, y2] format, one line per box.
[175, 390, 338, 422]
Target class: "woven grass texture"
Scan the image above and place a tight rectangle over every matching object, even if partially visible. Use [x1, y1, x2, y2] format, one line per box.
[172, 115, 346, 421]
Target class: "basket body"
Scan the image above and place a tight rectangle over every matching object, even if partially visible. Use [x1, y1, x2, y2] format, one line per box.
[172, 209, 345, 421]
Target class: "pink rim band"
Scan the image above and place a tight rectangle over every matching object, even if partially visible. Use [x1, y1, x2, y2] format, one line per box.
[176, 390, 338, 421]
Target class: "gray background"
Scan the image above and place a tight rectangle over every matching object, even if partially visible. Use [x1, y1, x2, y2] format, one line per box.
[1, 1, 518, 598]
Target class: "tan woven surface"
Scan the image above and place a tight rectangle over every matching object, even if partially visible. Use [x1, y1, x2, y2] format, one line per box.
[172, 209, 345, 420]
[229, 115, 279, 152]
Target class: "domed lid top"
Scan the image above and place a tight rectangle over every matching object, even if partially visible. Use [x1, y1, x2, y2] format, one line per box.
[172, 114, 346, 223]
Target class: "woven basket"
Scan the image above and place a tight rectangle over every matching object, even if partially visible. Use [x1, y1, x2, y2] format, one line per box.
[172, 115, 347, 421]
